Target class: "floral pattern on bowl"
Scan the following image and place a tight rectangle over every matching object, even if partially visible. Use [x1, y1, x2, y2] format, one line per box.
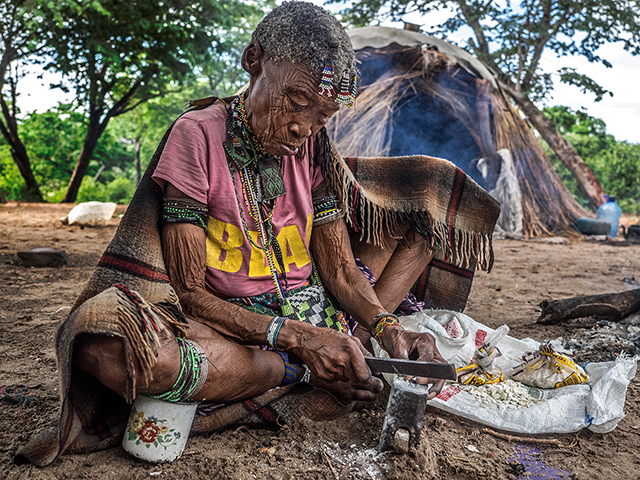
[126, 407, 182, 450]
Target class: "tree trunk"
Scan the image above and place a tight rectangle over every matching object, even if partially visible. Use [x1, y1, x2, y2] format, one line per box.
[134, 135, 142, 186]
[9, 138, 43, 201]
[61, 124, 102, 203]
[502, 85, 605, 208]
[0, 98, 43, 201]
[537, 288, 640, 324]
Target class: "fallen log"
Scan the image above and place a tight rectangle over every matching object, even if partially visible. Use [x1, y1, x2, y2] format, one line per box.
[536, 288, 640, 325]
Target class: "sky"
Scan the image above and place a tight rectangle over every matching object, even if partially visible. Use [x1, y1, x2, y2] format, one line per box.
[15, 1, 640, 143]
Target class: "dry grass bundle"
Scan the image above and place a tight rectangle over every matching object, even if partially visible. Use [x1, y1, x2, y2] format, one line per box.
[326, 71, 406, 157]
[491, 92, 587, 236]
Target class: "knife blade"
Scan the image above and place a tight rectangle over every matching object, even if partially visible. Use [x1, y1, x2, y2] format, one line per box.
[365, 357, 457, 380]
[286, 353, 456, 380]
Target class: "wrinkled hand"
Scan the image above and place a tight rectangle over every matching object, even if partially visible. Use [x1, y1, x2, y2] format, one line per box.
[289, 326, 372, 384]
[381, 325, 446, 399]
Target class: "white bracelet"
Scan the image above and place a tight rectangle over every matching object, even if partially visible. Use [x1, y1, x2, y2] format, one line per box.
[266, 316, 286, 348]
[301, 366, 311, 384]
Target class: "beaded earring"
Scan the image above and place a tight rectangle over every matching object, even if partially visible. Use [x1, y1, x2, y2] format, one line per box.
[336, 75, 351, 105]
[348, 74, 358, 107]
[318, 59, 335, 97]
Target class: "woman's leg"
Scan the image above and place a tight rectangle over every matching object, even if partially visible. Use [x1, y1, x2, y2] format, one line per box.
[350, 226, 433, 314]
[74, 319, 287, 404]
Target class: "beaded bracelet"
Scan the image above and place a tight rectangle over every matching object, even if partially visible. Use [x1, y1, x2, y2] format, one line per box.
[266, 316, 286, 349]
[312, 194, 344, 226]
[161, 200, 208, 232]
[370, 312, 402, 351]
[276, 351, 300, 386]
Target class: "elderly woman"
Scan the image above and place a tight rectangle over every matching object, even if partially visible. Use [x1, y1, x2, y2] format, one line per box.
[75, 1, 446, 406]
[17, 2, 500, 466]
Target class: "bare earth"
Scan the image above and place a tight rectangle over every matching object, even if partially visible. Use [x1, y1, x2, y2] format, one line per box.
[1, 202, 639, 480]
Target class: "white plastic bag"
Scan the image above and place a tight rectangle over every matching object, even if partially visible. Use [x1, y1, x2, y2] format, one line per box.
[511, 342, 589, 389]
[373, 309, 637, 434]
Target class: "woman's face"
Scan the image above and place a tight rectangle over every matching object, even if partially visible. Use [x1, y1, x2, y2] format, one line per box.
[244, 57, 341, 157]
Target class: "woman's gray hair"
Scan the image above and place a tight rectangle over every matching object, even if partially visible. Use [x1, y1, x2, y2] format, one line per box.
[252, 1, 357, 87]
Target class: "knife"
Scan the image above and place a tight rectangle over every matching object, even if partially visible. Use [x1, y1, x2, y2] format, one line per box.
[365, 357, 457, 380]
[287, 353, 456, 380]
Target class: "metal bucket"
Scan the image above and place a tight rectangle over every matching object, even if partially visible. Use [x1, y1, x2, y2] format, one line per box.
[122, 395, 197, 463]
[575, 217, 611, 235]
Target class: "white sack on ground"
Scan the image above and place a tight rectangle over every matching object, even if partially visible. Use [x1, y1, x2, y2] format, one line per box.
[68, 201, 117, 226]
[372, 309, 637, 434]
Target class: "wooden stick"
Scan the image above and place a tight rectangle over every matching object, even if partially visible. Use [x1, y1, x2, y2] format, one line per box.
[451, 456, 476, 463]
[323, 451, 337, 478]
[482, 428, 578, 448]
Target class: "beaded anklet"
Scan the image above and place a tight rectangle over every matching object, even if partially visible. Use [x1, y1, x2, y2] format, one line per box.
[276, 351, 301, 386]
[370, 312, 402, 351]
[146, 338, 208, 403]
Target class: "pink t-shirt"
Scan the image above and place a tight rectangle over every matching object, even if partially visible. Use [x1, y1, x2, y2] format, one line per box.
[153, 100, 323, 298]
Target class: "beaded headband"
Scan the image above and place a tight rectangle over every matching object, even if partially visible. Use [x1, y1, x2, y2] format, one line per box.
[318, 59, 357, 108]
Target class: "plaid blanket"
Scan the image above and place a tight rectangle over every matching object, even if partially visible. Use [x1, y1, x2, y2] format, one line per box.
[15, 97, 499, 466]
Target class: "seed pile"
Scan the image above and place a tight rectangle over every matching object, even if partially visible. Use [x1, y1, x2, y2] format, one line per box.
[458, 379, 544, 410]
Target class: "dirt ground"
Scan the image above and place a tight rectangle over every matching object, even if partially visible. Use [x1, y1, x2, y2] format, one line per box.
[1, 202, 640, 480]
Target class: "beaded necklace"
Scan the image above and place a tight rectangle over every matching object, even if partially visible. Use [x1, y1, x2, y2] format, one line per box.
[223, 95, 289, 300]
[223, 95, 329, 316]
[236, 93, 267, 155]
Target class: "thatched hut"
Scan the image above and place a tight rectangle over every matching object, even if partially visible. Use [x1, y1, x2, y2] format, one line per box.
[327, 26, 586, 236]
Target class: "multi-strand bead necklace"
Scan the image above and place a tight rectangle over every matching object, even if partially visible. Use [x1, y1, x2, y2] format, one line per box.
[224, 94, 289, 301]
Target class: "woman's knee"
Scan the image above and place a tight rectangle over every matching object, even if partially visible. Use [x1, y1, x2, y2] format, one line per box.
[74, 333, 181, 398]
[403, 229, 431, 256]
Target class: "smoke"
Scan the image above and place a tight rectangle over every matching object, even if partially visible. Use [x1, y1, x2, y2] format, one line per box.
[388, 91, 483, 185]
[353, 48, 485, 186]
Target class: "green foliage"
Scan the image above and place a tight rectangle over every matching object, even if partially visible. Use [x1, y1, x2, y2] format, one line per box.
[108, 80, 214, 177]
[0, 0, 69, 70]
[558, 68, 612, 102]
[19, 106, 85, 198]
[44, 0, 266, 119]
[544, 105, 613, 153]
[197, 0, 275, 97]
[41, 0, 270, 202]
[0, 104, 137, 203]
[0, 0, 66, 201]
[99, 0, 273, 176]
[543, 106, 640, 214]
[591, 142, 640, 213]
[75, 175, 137, 204]
[0, 147, 24, 199]
[2, 0, 271, 202]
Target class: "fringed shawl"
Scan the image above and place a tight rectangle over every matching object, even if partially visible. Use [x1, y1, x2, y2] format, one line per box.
[315, 128, 499, 273]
